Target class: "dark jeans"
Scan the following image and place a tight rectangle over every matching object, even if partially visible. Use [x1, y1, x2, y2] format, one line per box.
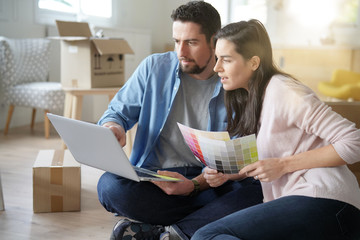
[192, 195, 360, 240]
[97, 166, 263, 239]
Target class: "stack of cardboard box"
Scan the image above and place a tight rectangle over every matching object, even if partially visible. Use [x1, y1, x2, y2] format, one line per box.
[55, 20, 134, 88]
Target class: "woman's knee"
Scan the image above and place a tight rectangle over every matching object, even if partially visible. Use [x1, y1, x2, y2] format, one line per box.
[192, 227, 209, 240]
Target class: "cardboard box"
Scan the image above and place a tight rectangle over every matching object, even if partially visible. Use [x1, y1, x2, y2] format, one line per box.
[33, 149, 81, 213]
[56, 20, 134, 88]
[327, 101, 360, 186]
[349, 162, 360, 187]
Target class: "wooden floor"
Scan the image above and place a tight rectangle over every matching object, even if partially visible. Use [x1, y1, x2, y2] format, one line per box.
[0, 123, 118, 239]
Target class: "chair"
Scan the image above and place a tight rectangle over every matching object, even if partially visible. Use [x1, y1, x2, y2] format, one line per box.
[0, 37, 65, 138]
[318, 69, 360, 101]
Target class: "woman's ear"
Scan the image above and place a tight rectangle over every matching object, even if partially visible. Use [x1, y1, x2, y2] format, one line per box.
[250, 56, 260, 71]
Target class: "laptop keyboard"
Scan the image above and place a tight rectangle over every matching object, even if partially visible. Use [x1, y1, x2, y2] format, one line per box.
[133, 166, 159, 178]
[133, 166, 182, 182]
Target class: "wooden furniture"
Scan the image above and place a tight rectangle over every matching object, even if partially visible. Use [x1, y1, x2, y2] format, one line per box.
[325, 100, 360, 128]
[273, 47, 360, 97]
[63, 87, 119, 120]
[0, 37, 65, 139]
[61, 87, 135, 156]
[325, 100, 360, 185]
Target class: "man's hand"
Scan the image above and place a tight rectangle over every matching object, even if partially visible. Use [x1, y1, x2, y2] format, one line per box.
[203, 167, 229, 187]
[204, 166, 245, 187]
[152, 171, 196, 196]
[102, 122, 126, 147]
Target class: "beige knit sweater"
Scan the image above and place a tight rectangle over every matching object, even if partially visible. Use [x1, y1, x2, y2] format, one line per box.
[257, 74, 360, 210]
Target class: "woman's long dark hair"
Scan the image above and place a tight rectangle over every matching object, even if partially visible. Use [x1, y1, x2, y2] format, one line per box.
[215, 19, 289, 137]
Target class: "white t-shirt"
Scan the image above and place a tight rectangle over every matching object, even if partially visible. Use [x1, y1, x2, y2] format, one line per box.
[149, 72, 219, 169]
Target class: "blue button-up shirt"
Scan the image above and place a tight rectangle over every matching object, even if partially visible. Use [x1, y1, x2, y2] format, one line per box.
[98, 51, 227, 167]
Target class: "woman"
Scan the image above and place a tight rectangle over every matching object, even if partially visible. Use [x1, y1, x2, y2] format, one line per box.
[192, 20, 360, 240]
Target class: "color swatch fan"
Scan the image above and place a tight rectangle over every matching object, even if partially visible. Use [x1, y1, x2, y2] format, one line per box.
[177, 123, 258, 174]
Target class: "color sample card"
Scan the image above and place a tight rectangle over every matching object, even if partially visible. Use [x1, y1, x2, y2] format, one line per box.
[177, 123, 258, 174]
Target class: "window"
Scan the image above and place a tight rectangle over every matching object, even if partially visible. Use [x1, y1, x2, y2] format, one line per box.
[206, 0, 360, 28]
[287, 0, 359, 28]
[35, 0, 116, 27]
[336, 0, 360, 26]
[205, 0, 267, 26]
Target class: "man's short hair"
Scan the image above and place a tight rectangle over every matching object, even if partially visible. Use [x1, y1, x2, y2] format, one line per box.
[171, 1, 221, 43]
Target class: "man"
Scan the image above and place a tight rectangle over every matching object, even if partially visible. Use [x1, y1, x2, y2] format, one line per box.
[97, 1, 263, 239]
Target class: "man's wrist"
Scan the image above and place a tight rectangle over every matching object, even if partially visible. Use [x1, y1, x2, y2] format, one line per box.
[189, 179, 200, 197]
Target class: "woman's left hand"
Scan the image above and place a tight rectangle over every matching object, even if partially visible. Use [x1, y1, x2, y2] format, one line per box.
[239, 158, 287, 182]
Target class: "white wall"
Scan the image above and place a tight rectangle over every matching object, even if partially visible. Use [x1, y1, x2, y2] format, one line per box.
[113, 0, 188, 53]
[265, 1, 360, 48]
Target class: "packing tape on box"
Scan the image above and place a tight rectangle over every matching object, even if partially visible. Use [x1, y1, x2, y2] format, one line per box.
[51, 150, 64, 185]
[51, 150, 65, 211]
[51, 195, 64, 212]
[51, 150, 65, 166]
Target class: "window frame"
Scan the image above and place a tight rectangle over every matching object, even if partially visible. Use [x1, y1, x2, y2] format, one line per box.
[33, 0, 117, 28]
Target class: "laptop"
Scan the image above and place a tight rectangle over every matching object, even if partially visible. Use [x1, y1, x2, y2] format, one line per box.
[47, 113, 182, 182]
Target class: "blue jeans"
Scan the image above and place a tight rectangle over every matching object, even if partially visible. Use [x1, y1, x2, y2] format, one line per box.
[192, 195, 360, 240]
[97, 166, 263, 239]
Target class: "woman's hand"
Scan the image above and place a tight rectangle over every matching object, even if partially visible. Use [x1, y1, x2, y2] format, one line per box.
[239, 158, 287, 182]
[239, 145, 347, 182]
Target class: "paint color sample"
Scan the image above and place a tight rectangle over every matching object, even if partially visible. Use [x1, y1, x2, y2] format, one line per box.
[178, 123, 258, 174]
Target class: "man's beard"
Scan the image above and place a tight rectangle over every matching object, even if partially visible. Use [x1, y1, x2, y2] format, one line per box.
[179, 52, 213, 75]
[180, 61, 207, 74]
